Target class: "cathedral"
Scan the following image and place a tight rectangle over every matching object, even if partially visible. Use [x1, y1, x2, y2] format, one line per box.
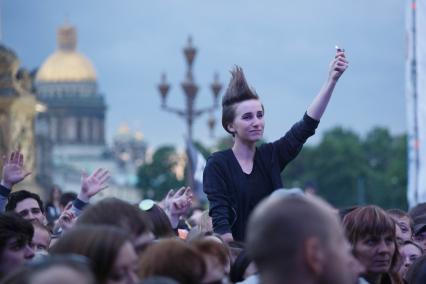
[33, 23, 146, 201]
[0, 23, 147, 200]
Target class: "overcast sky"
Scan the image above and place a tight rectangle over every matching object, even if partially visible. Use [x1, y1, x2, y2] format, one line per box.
[3, 0, 407, 149]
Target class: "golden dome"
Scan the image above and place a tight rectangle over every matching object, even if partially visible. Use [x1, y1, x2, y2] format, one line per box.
[35, 24, 97, 83]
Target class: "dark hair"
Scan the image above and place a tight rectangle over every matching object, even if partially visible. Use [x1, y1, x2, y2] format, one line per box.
[408, 203, 426, 220]
[221, 66, 260, 135]
[343, 206, 396, 245]
[138, 239, 205, 284]
[59, 192, 77, 208]
[144, 204, 175, 238]
[343, 206, 400, 275]
[49, 225, 130, 283]
[77, 197, 152, 238]
[6, 190, 44, 214]
[230, 250, 252, 283]
[0, 212, 34, 256]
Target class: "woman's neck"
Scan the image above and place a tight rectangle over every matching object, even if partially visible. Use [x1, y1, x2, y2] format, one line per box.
[232, 139, 256, 161]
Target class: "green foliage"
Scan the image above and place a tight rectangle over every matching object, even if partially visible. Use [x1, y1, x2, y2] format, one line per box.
[282, 127, 407, 210]
[137, 145, 184, 200]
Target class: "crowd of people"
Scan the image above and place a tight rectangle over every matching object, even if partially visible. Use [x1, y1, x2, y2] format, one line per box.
[2, 49, 426, 284]
[3, 149, 426, 284]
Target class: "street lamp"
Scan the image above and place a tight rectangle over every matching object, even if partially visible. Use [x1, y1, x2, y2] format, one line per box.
[157, 36, 222, 189]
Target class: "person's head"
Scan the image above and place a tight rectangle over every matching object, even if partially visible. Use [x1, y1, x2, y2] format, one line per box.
[50, 225, 139, 284]
[343, 205, 397, 279]
[0, 212, 35, 279]
[406, 255, 426, 284]
[387, 209, 413, 245]
[138, 239, 205, 284]
[6, 190, 46, 224]
[247, 194, 362, 284]
[221, 67, 264, 141]
[398, 240, 423, 280]
[77, 197, 154, 254]
[48, 185, 62, 203]
[412, 214, 426, 251]
[139, 201, 175, 239]
[59, 192, 77, 212]
[408, 202, 426, 221]
[1, 255, 95, 284]
[191, 238, 230, 284]
[31, 221, 51, 256]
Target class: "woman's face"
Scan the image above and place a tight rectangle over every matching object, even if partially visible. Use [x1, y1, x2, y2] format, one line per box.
[229, 99, 264, 143]
[399, 243, 422, 279]
[107, 241, 139, 284]
[354, 233, 395, 276]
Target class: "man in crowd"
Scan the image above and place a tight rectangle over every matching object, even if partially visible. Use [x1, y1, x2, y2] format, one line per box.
[246, 194, 364, 284]
[0, 212, 35, 280]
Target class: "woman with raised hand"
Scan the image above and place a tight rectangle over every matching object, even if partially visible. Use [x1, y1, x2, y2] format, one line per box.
[203, 48, 348, 242]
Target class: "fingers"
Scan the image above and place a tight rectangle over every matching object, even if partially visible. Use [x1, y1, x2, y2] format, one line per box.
[92, 168, 103, 178]
[64, 201, 73, 211]
[335, 51, 346, 58]
[166, 189, 175, 199]
[175, 186, 186, 196]
[9, 151, 15, 163]
[18, 153, 24, 167]
[81, 170, 88, 180]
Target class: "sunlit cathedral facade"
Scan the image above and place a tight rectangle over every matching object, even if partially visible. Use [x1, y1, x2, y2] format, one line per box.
[35, 24, 106, 150]
[33, 23, 146, 201]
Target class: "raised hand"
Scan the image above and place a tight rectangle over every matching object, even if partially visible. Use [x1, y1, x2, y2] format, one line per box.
[78, 168, 110, 202]
[329, 49, 349, 82]
[168, 186, 193, 218]
[1, 150, 31, 189]
[57, 203, 76, 232]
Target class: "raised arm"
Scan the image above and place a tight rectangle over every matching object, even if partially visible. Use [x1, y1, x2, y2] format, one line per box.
[69, 168, 110, 216]
[0, 150, 31, 212]
[307, 49, 348, 120]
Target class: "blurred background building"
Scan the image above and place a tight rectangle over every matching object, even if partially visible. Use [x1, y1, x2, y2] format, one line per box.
[0, 23, 147, 201]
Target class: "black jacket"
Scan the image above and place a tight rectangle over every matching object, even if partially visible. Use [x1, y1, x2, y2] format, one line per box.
[203, 113, 319, 241]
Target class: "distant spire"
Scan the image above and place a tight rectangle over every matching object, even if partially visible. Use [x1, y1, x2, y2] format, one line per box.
[57, 21, 77, 51]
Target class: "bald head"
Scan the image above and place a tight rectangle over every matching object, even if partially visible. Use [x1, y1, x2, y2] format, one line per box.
[246, 194, 361, 284]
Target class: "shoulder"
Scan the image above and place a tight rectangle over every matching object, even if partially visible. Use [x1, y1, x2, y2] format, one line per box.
[206, 149, 233, 165]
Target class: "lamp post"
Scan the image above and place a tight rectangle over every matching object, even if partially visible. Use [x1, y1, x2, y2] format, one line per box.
[157, 37, 222, 189]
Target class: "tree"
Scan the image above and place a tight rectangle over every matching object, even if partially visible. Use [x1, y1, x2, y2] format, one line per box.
[282, 127, 407, 209]
[137, 145, 184, 200]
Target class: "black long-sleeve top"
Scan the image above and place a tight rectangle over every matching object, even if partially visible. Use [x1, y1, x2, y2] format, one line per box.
[203, 113, 319, 241]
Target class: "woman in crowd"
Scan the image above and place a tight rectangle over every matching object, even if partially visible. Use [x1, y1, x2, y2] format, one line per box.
[203, 48, 348, 241]
[398, 240, 423, 281]
[406, 255, 426, 284]
[50, 225, 139, 284]
[343, 205, 403, 284]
